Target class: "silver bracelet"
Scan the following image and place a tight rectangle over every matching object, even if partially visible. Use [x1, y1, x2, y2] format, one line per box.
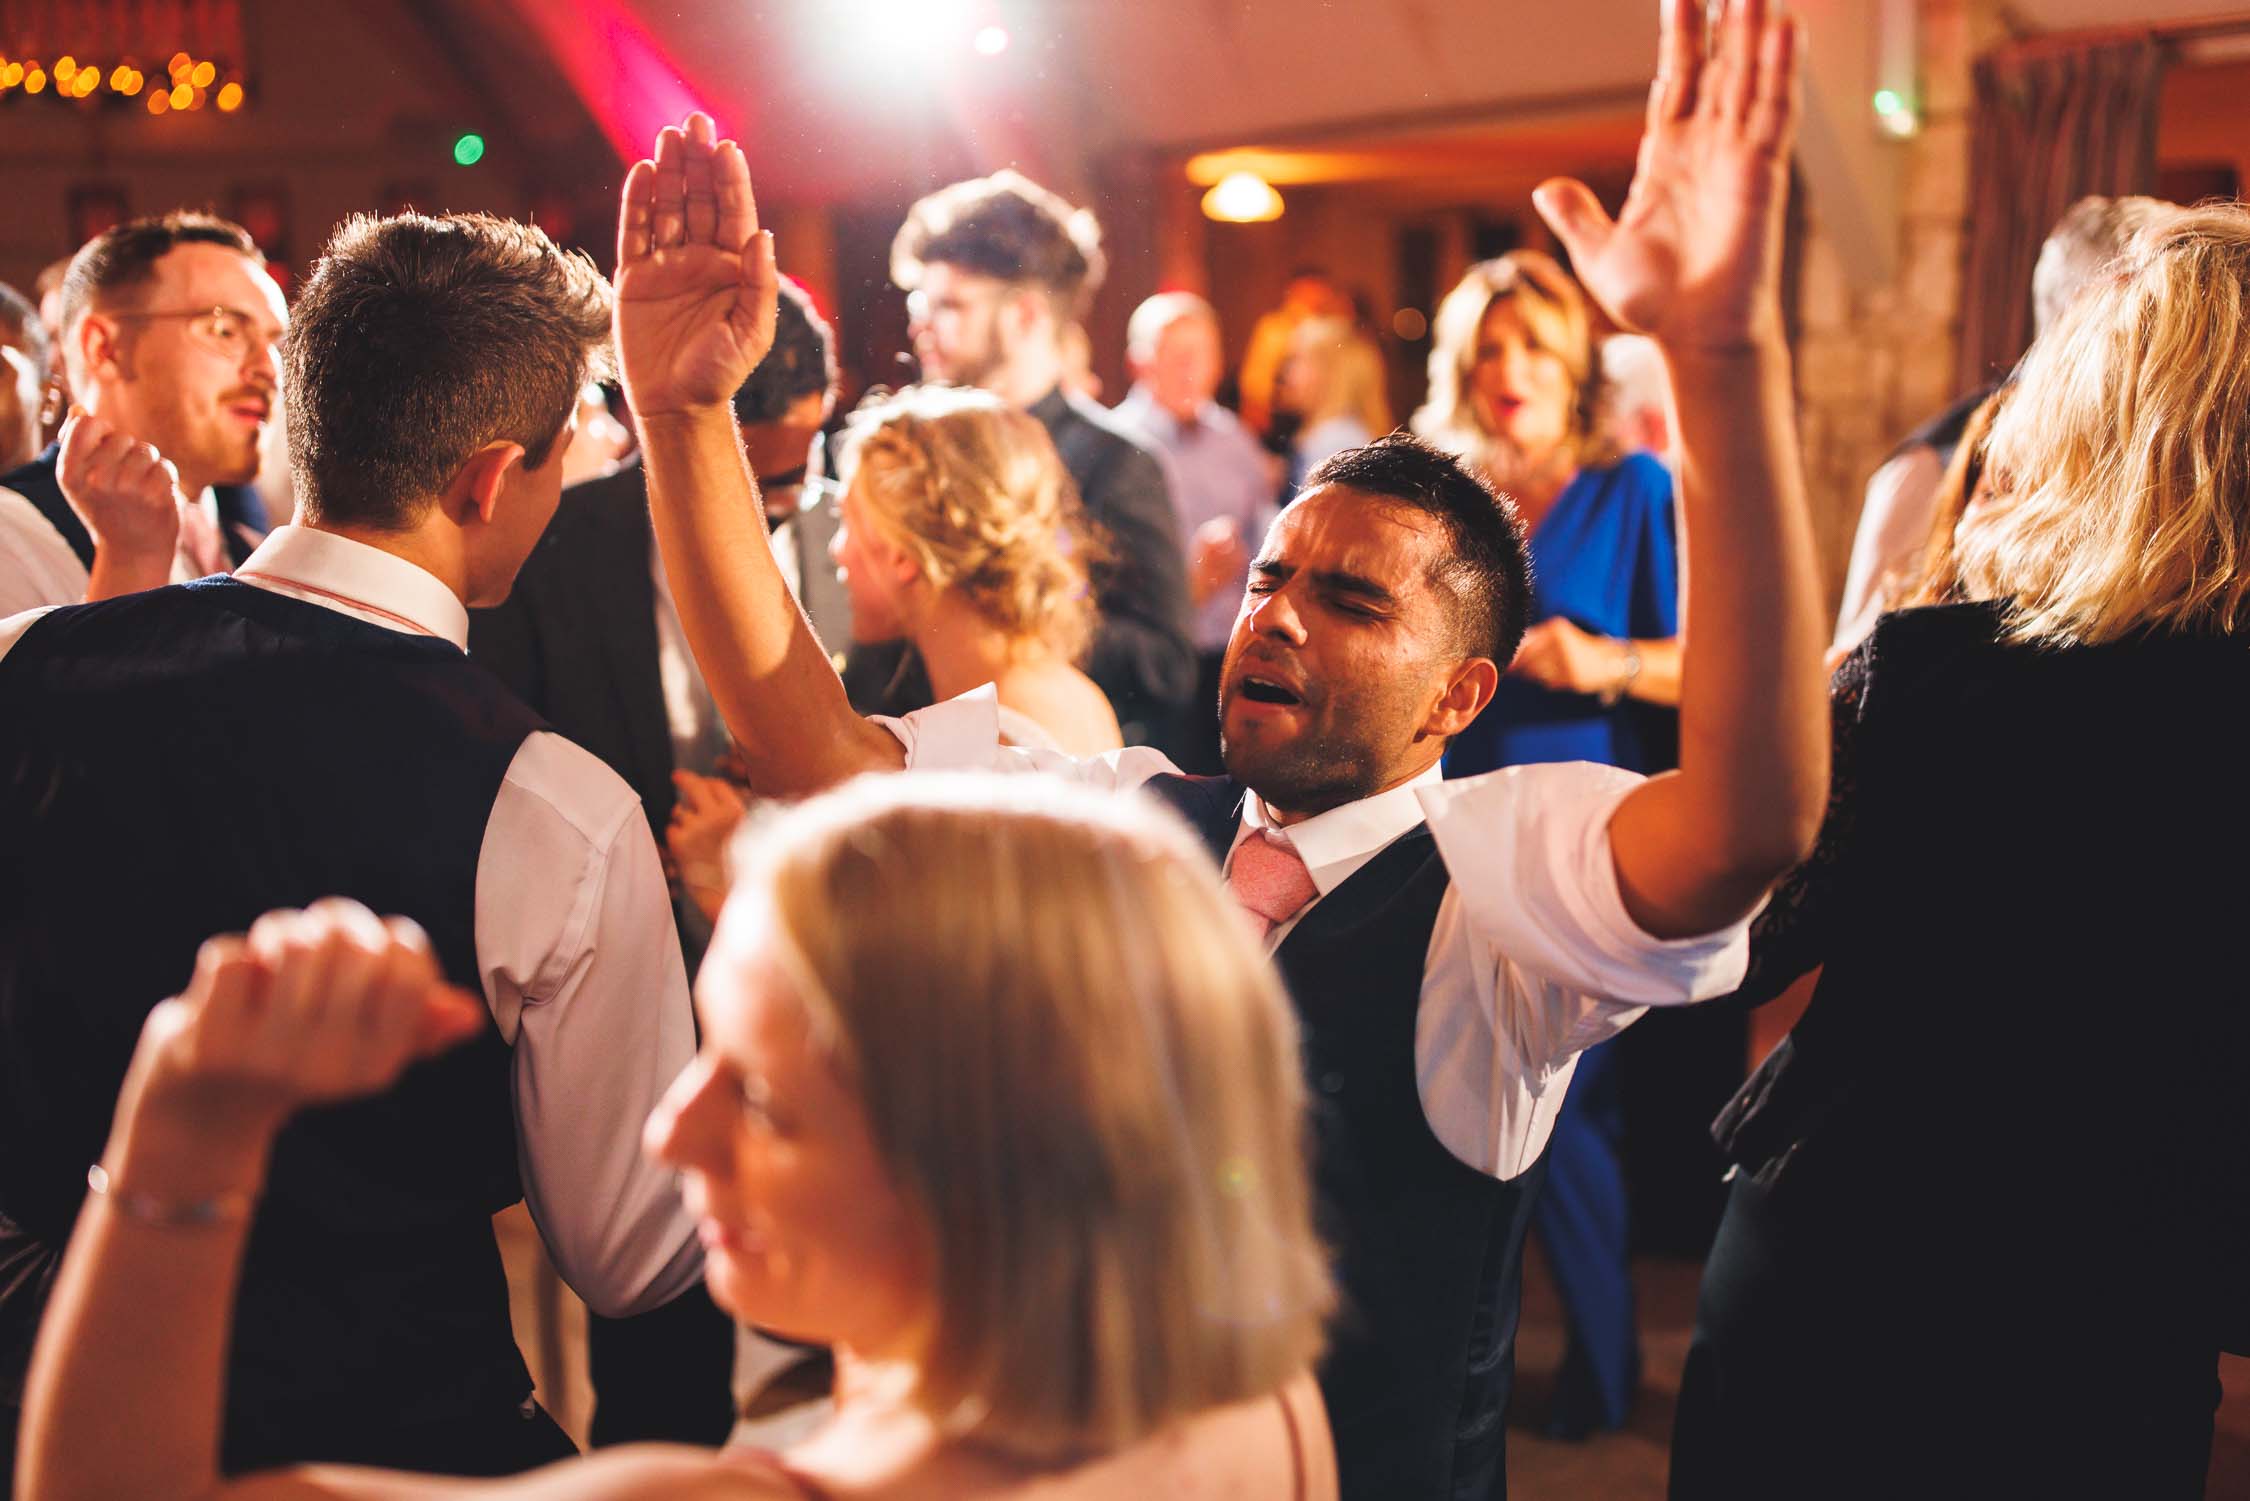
[1597, 638, 1643, 707]
[86, 1162, 257, 1228]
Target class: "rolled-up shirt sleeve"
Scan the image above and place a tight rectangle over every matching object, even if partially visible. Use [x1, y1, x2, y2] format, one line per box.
[477, 731, 702, 1318]
[1418, 760, 1751, 1007]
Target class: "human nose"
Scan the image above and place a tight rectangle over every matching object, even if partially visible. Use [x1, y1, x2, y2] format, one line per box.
[243, 334, 280, 388]
[643, 1051, 729, 1174]
[1246, 580, 1307, 645]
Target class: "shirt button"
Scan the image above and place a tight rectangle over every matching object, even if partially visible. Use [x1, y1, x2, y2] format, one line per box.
[1319, 1071, 1345, 1095]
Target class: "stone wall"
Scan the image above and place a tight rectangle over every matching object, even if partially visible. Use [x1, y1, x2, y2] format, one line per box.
[1791, 0, 2004, 613]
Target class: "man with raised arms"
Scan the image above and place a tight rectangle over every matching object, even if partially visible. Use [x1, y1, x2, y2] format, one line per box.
[612, 3, 1821, 1494]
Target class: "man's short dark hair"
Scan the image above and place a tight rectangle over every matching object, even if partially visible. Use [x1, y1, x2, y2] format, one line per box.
[0, 282, 47, 379]
[285, 212, 612, 530]
[57, 211, 261, 337]
[1300, 433, 1532, 667]
[733, 277, 837, 426]
[891, 170, 1106, 314]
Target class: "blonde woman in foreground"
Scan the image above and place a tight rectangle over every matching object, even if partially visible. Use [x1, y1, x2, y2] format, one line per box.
[830, 385, 1120, 756]
[19, 776, 1336, 1500]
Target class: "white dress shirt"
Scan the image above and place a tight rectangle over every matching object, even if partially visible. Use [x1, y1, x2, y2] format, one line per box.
[0, 526, 703, 1315]
[0, 477, 233, 618]
[882, 688, 1752, 1180]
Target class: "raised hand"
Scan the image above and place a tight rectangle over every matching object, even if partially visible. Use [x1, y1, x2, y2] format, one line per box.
[126, 899, 485, 1137]
[1533, 0, 1800, 350]
[57, 408, 183, 563]
[614, 112, 780, 418]
[667, 769, 749, 924]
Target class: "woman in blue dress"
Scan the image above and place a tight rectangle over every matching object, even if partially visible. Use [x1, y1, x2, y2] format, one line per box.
[1413, 250, 1684, 1438]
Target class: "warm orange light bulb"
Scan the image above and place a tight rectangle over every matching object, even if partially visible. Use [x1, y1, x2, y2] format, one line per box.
[148, 88, 169, 113]
[215, 81, 243, 111]
[169, 51, 191, 77]
[168, 81, 191, 108]
[54, 56, 76, 82]
[24, 67, 47, 94]
[190, 60, 215, 88]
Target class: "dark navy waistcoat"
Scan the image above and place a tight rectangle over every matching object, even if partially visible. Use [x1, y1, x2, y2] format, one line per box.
[0, 576, 536, 1470]
[1145, 773, 1548, 1501]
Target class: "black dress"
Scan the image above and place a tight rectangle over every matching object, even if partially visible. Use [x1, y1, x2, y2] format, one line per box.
[1669, 602, 2250, 1501]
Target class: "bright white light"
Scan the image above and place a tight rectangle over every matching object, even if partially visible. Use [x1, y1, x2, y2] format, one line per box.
[973, 24, 1010, 55]
[1202, 172, 1284, 224]
[848, 0, 972, 52]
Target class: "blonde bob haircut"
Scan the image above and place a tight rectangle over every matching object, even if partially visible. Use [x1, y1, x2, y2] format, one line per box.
[728, 773, 1334, 1459]
[1413, 249, 1618, 474]
[1962, 203, 2250, 645]
[842, 384, 1104, 664]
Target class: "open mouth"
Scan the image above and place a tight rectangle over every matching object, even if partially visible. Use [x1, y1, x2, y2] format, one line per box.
[1237, 674, 1303, 707]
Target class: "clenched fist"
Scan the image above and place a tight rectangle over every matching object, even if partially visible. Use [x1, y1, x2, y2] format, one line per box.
[57, 409, 185, 598]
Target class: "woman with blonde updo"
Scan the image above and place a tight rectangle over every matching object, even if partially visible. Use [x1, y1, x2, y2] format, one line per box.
[830, 385, 1122, 755]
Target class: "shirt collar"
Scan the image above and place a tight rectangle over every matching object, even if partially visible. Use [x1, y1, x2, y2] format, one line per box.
[1238, 759, 1444, 897]
[235, 525, 470, 648]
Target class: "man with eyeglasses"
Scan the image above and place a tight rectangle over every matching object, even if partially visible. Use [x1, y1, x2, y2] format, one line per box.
[0, 211, 285, 616]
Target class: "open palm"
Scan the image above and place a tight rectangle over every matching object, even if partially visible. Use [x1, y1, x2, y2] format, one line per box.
[1535, 0, 1800, 349]
[614, 113, 779, 417]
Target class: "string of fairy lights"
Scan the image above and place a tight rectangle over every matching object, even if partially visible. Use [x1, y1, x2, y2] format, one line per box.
[0, 47, 245, 115]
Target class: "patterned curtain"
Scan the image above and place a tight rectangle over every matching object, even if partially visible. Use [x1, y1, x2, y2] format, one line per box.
[1956, 33, 2166, 390]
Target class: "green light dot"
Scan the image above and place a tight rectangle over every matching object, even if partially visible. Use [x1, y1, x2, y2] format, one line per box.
[1872, 89, 1903, 117]
[454, 133, 486, 167]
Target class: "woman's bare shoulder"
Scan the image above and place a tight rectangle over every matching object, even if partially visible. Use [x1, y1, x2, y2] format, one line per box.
[994, 664, 1123, 758]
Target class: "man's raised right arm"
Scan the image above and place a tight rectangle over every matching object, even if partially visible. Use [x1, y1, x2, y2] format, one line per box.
[614, 114, 901, 796]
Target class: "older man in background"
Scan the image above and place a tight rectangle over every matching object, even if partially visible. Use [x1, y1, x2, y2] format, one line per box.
[1115, 291, 1278, 773]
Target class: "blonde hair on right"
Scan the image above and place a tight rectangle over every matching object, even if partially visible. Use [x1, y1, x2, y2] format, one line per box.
[843, 385, 1104, 664]
[1961, 203, 2250, 645]
[728, 773, 1334, 1461]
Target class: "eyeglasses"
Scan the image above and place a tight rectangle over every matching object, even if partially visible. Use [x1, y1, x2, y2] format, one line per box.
[106, 306, 284, 363]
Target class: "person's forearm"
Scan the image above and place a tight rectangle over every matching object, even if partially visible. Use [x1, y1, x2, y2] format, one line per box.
[21, 1105, 271, 1501]
[84, 545, 172, 601]
[1610, 340, 1827, 935]
[1620, 635, 1682, 707]
[637, 407, 901, 794]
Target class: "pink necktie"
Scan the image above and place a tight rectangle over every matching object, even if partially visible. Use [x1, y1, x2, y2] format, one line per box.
[1228, 827, 1319, 940]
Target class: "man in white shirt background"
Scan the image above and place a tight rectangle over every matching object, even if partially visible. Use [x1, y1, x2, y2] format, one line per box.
[607, 13, 1821, 1489]
[0, 213, 285, 614]
[0, 210, 699, 1484]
